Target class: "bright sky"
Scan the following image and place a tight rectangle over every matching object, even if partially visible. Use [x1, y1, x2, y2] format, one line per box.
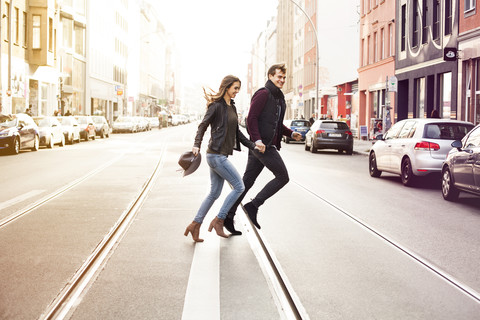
[152, 0, 278, 89]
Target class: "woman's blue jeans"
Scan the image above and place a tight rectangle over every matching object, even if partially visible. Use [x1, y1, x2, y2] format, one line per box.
[194, 153, 245, 223]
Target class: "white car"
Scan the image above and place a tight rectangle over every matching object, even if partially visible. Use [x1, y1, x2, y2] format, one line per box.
[369, 118, 474, 186]
[32, 116, 66, 148]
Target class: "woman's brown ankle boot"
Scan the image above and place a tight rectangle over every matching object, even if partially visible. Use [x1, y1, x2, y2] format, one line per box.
[184, 221, 204, 242]
[208, 217, 229, 238]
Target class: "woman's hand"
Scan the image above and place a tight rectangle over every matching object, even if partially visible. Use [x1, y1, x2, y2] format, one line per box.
[192, 147, 200, 156]
[254, 141, 266, 153]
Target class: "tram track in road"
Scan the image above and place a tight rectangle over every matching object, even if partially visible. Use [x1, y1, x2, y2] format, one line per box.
[39, 140, 169, 320]
[292, 179, 480, 305]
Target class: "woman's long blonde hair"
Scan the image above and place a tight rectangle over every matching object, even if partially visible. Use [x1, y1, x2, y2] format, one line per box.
[203, 75, 241, 107]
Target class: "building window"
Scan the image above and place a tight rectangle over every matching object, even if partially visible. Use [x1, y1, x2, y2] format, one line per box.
[32, 15, 41, 49]
[361, 38, 365, 66]
[439, 72, 452, 119]
[13, 7, 19, 44]
[401, 5, 406, 51]
[63, 18, 73, 49]
[389, 23, 393, 56]
[412, 0, 419, 47]
[367, 35, 371, 64]
[74, 24, 84, 56]
[433, 0, 440, 39]
[465, 0, 475, 13]
[48, 18, 53, 52]
[374, 31, 378, 62]
[5, 2, 9, 42]
[445, 0, 452, 35]
[422, 0, 428, 44]
[416, 77, 426, 118]
[381, 28, 385, 60]
[22, 11, 27, 47]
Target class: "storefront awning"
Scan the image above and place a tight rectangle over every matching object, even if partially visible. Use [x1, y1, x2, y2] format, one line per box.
[30, 66, 60, 84]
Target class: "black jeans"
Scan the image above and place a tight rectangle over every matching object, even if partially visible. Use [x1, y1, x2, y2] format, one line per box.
[227, 146, 289, 218]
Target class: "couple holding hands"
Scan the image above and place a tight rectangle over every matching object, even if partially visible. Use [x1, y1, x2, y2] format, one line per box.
[184, 63, 302, 242]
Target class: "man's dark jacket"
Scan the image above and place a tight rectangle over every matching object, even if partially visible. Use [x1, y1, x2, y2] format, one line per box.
[247, 80, 293, 150]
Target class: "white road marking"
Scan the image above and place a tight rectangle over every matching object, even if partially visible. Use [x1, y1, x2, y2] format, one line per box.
[0, 190, 45, 211]
[182, 227, 220, 320]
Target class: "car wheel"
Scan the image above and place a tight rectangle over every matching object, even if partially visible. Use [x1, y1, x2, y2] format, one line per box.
[32, 135, 39, 151]
[401, 157, 416, 186]
[100, 130, 105, 139]
[68, 134, 73, 145]
[285, 137, 290, 144]
[11, 137, 20, 154]
[47, 135, 54, 148]
[310, 139, 317, 153]
[346, 147, 353, 155]
[441, 167, 459, 201]
[92, 133, 96, 140]
[369, 152, 382, 177]
[60, 135, 65, 147]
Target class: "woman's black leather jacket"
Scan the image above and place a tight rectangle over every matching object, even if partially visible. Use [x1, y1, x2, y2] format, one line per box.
[194, 100, 255, 153]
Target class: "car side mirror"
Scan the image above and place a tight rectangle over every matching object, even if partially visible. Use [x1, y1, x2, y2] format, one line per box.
[451, 140, 462, 150]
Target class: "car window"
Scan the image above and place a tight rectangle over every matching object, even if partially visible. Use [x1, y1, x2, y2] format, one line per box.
[76, 117, 87, 124]
[464, 126, 480, 148]
[397, 120, 416, 139]
[383, 121, 405, 140]
[424, 123, 474, 140]
[0, 116, 16, 128]
[291, 120, 310, 127]
[34, 118, 50, 127]
[320, 122, 348, 130]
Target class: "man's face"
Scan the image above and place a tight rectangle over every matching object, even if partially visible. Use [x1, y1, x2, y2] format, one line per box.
[268, 69, 286, 89]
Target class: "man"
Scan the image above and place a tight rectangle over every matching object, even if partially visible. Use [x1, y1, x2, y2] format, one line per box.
[224, 63, 302, 234]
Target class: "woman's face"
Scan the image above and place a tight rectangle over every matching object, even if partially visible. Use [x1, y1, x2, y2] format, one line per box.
[226, 81, 241, 100]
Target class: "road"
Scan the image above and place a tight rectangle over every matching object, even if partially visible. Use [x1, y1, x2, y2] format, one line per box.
[0, 123, 479, 319]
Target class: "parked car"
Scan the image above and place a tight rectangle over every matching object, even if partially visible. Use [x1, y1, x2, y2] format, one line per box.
[74, 116, 96, 141]
[441, 124, 480, 201]
[134, 116, 150, 131]
[147, 117, 160, 129]
[112, 116, 138, 133]
[305, 120, 354, 154]
[57, 116, 81, 144]
[92, 116, 111, 138]
[369, 118, 474, 186]
[0, 113, 39, 154]
[283, 119, 310, 143]
[33, 116, 65, 148]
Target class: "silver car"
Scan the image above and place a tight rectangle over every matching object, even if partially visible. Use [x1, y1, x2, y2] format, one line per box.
[369, 118, 474, 186]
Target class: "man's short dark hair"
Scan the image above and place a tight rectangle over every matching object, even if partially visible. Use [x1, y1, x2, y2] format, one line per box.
[267, 63, 287, 77]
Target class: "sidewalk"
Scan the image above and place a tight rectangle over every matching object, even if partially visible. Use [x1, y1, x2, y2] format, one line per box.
[353, 138, 374, 156]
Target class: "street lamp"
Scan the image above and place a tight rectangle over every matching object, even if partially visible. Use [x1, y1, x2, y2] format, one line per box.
[288, 0, 319, 118]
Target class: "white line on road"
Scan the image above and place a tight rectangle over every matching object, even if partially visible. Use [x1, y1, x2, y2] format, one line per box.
[0, 190, 45, 211]
[182, 228, 220, 320]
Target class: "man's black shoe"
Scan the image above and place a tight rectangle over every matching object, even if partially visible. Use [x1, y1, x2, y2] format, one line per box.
[224, 216, 242, 235]
[244, 202, 261, 229]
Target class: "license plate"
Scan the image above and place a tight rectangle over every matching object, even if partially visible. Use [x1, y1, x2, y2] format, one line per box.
[297, 129, 306, 132]
[329, 133, 341, 137]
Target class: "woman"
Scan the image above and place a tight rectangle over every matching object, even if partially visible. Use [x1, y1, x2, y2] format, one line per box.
[184, 75, 259, 242]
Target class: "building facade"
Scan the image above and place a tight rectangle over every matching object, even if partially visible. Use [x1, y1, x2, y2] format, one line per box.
[358, 0, 396, 136]
[458, 0, 480, 125]
[395, 0, 459, 121]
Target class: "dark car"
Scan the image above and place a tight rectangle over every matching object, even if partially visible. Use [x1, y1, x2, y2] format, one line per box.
[305, 120, 353, 154]
[92, 116, 111, 138]
[75, 116, 96, 141]
[283, 119, 310, 143]
[441, 124, 480, 201]
[0, 113, 40, 154]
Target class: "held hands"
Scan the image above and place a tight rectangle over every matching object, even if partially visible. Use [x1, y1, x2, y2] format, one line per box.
[192, 147, 200, 156]
[292, 132, 302, 141]
[254, 141, 266, 153]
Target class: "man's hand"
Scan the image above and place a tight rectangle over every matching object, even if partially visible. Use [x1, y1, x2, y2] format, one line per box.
[292, 132, 302, 141]
[254, 141, 266, 153]
[192, 147, 200, 156]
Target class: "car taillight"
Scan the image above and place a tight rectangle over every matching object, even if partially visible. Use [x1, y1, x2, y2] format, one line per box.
[414, 141, 440, 151]
[316, 130, 325, 135]
[346, 130, 352, 136]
